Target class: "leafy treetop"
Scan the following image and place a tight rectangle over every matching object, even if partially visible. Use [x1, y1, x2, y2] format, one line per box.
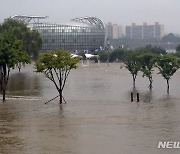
[35, 49, 79, 104]
[35, 49, 78, 72]
[156, 54, 180, 81]
[0, 33, 30, 67]
[0, 18, 42, 60]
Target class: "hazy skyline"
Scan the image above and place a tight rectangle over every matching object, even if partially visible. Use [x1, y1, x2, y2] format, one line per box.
[0, 0, 180, 34]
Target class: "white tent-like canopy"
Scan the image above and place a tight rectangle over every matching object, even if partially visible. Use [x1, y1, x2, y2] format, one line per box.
[71, 54, 83, 59]
[85, 54, 99, 59]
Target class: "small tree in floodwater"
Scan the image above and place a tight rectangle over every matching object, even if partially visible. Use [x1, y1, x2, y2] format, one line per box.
[0, 33, 30, 102]
[122, 51, 141, 87]
[156, 54, 180, 93]
[35, 49, 79, 104]
[138, 53, 156, 89]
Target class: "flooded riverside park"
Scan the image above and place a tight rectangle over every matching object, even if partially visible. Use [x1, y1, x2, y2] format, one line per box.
[0, 62, 180, 154]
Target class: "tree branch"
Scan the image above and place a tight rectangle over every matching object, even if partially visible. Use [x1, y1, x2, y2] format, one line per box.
[49, 69, 60, 91]
[6, 67, 10, 84]
[62, 68, 70, 90]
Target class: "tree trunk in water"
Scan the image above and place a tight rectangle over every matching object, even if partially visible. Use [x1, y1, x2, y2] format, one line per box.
[18, 67, 21, 72]
[18, 63, 21, 72]
[167, 79, 170, 94]
[3, 89, 6, 102]
[59, 90, 63, 104]
[133, 76, 136, 88]
[149, 77, 153, 90]
[2, 80, 6, 102]
[2, 65, 7, 102]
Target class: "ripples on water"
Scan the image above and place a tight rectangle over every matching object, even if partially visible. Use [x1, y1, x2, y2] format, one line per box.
[0, 63, 180, 154]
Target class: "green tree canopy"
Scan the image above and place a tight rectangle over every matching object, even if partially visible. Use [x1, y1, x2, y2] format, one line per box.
[175, 44, 180, 57]
[92, 50, 109, 62]
[156, 54, 180, 93]
[109, 47, 126, 62]
[122, 51, 141, 87]
[138, 53, 157, 88]
[0, 33, 30, 101]
[135, 45, 166, 54]
[0, 18, 42, 60]
[162, 33, 180, 43]
[176, 44, 180, 53]
[35, 49, 79, 104]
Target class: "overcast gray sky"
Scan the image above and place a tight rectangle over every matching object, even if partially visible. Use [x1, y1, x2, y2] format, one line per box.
[0, 0, 179, 34]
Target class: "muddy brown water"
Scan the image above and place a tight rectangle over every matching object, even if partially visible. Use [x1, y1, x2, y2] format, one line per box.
[0, 63, 180, 154]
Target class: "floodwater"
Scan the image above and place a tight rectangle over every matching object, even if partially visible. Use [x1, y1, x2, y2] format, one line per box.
[0, 62, 180, 154]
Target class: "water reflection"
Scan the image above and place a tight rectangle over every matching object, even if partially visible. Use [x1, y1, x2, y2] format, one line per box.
[7, 71, 42, 97]
[141, 89, 153, 103]
[128, 86, 154, 103]
[0, 101, 24, 153]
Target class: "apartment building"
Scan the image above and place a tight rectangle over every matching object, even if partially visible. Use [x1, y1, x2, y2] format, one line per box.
[126, 22, 164, 40]
[105, 22, 123, 40]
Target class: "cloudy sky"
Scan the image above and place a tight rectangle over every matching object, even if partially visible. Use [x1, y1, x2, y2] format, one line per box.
[0, 0, 179, 34]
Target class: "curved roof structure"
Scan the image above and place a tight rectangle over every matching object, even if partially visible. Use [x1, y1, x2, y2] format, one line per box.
[11, 15, 105, 30]
[71, 17, 105, 30]
[11, 15, 48, 24]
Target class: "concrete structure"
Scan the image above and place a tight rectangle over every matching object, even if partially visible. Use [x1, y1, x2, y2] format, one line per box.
[126, 22, 164, 40]
[105, 22, 123, 40]
[112, 24, 123, 39]
[105, 22, 113, 40]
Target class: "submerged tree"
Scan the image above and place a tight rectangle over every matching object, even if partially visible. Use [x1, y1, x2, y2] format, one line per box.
[0, 33, 30, 101]
[35, 49, 79, 104]
[156, 54, 180, 93]
[122, 51, 141, 87]
[138, 53, 156, 89]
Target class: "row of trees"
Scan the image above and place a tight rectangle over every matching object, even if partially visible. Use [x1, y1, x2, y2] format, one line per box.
[0, 18, 79, 104]
[90, 45, 167, 62]
[123, 51, 180, 93]
[36, 48, 179, 105]
[0, 18, 42, 101]
[89, 45, 180, 93]
[35, 45, 180, 103]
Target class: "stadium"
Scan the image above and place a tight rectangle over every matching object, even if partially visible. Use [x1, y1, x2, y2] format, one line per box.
[12, 15, 105, 52]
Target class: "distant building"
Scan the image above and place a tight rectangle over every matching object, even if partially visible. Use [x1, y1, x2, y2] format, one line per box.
[126, 22, 164, 40]
[105, 22, 113, 40]
[105, 22, 123, 40]
[112, 24, 123, 39]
